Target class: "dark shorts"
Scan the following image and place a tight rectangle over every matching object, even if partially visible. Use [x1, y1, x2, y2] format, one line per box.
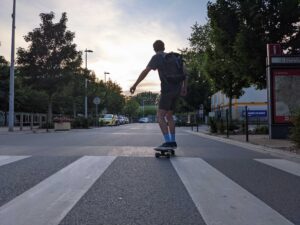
[159, 91, 180, 111]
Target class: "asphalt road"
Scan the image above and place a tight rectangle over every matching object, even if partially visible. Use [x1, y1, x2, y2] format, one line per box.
[0, 123, 299, 225]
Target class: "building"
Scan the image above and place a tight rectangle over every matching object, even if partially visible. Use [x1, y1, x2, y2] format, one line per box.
[210, 86, 268, 122]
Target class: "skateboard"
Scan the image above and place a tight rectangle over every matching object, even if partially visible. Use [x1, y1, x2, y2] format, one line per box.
[154, 148, 175, 158]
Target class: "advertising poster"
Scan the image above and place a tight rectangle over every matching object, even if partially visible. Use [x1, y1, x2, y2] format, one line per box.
[272, 69, 300, 123]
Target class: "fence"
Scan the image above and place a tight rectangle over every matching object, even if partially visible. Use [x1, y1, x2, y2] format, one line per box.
[0, 111, 47, 130]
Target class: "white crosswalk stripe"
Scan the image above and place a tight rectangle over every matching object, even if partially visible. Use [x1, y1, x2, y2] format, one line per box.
[0, 156, 116, 225]
[171, 157, 295, 225]
[0, 155, 30, 167]
[255, 159, 300, 177]
[0, 155, 298, 225]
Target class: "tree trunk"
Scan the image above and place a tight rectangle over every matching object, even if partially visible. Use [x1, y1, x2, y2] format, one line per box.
[73, 100, 76, 118]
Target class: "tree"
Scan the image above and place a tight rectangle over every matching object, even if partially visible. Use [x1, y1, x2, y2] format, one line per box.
[17, 12, 82, 122]
[133, 92, 159, 106]
[207, 0, 300, 88]
[206, 1, 250, 121]
[0, 56, 9, 113]
[123, 98, 140, 121]
[104, 80, 125, 114]
[231, 0, 300, 88]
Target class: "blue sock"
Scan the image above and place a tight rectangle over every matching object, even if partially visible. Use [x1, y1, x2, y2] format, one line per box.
[163, 134, 171, 142]
[170, 134, 175, 142]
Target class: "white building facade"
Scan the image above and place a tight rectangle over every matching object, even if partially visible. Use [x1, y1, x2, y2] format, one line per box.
[210, 86, 268, 121]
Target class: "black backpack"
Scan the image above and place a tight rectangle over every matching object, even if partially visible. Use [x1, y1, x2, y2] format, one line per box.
[160, 52, 186, 84]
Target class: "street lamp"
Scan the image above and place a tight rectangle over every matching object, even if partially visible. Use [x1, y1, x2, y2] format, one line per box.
[8, 0, 16, 132]
[84, 49, 93, 118]
[104, 71, 110, 83]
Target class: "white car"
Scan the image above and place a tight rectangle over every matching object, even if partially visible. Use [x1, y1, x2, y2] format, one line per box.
[138, 117, 149, 123]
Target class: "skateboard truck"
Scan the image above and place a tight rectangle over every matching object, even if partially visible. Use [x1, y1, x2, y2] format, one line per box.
[154, 149, 175, 158]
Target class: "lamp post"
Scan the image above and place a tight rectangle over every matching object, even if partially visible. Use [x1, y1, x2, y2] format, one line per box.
[8, 0, 16, 132]
[84, 49, 93, 118]
[104, 71, 110, 83]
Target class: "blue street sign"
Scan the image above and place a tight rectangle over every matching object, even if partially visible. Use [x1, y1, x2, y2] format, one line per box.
[242, 110, 267, 118]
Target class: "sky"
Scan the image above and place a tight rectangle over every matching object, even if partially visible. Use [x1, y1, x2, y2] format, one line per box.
[0, 0, 210, 95]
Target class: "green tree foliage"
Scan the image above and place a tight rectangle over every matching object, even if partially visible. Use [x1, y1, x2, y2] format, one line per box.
[133, 92, 159, 106]
[208, 0, 300, 88]
[123, 98, 140, 120]
[207, 1, 250, 121]
[291, 109, 300, 149]
[104, 80, 125, 114]
[233, 0, 300, 88]
[17, 12, 82, 122]
[0, 56, 9, 112]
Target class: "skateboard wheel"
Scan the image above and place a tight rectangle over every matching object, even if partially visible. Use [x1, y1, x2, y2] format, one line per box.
[155, 152, 160, 158]
[166, 154, 170, 159]
[171, 150, 175, 155]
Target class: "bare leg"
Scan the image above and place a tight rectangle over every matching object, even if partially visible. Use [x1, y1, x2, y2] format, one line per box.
[166, 111, 175, 134]
[157, 109, 168, 135]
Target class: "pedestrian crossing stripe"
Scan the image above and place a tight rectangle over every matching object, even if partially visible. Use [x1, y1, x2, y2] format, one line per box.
[0, 156, 116, 225]
[0, 155, 31, 167]
[0, 155, 298, 225]
[255, 159, 300, 177]
[171, 157, 294, 225]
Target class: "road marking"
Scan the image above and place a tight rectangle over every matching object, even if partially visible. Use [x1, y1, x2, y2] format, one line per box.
[0, 156, 116, 225]
[0, 155, 30, 167]
[255, 159, 300, 177]
[171, 157, 294, 225]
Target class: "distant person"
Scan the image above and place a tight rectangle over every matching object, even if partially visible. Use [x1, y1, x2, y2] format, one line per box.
[130, 40, 188, 150]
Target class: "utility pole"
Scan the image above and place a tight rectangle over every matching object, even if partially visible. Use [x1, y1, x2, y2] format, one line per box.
[8, 0, 16, 132]
[84, 49, 93, 118]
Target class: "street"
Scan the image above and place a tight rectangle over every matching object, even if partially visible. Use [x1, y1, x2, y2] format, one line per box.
[0, 123, 299, 225]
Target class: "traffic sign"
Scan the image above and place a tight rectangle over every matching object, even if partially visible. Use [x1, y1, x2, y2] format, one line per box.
[93, 97, 100, 105]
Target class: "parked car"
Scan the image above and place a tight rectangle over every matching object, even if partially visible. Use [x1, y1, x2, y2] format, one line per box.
[117, 115, 125, 125]
[138, 117, 149, 123]
[99, 114, 118, 126]
[124, 116, 129, 124]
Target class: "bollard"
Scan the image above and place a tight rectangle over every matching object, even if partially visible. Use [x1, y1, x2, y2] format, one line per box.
[20, 113, 23, 131]
[30, 114, 34, 130]
[226, 109, 229, 138]
[245, 106, 249, 142]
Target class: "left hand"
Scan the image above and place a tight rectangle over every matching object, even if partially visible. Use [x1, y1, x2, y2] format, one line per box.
[130, 85, 136, 94]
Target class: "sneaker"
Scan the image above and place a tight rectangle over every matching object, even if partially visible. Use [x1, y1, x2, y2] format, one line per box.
[170, 141, 177, 148]
[154, 142, 173, 150]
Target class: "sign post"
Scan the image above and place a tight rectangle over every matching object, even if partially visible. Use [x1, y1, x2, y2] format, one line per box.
[266, 44, 300, 138]
[93, 97, 100, 126]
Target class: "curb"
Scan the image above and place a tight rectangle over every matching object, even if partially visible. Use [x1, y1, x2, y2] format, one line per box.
[185, 130, 300, 161]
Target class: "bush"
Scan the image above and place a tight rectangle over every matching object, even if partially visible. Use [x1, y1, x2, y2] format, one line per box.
[71, 117, 90, 129]
[255, 126, 269, 134]
[290, 109, 300, 148]
[209, 118, 218, 133]
[217, 119, 225, 134]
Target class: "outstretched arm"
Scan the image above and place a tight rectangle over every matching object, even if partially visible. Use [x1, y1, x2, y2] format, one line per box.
[130, 67, 152, 94]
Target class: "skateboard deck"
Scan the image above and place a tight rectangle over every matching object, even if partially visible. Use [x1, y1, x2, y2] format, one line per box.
[154, 148, 175, 158]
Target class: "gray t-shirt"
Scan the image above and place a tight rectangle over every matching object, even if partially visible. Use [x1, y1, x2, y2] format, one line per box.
[147, 52, 182, 94]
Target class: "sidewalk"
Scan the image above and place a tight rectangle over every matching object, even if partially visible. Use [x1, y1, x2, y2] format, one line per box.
[188, 125, 299, 155]
[0, 126, 52, 135]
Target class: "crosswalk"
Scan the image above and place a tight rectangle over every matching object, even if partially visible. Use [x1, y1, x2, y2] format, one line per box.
[0, 155, 299, 225]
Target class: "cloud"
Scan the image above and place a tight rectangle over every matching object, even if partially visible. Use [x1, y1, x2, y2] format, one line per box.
[0, 0, 208, 95]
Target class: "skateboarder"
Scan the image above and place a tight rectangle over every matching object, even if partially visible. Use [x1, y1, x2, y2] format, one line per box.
[130, 40, 188, 150]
